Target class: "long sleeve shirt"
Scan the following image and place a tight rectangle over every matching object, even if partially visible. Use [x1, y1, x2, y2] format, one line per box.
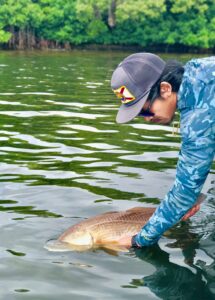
[134, 57, 215, 247]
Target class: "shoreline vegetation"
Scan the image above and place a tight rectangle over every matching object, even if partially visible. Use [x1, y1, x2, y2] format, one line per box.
[0, 0, 214, 53]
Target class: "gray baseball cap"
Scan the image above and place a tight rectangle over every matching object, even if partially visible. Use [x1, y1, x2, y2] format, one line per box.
[111, 53, 165, 123]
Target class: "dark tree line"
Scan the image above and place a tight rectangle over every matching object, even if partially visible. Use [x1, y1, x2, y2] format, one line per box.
[0, 0, 214, 51]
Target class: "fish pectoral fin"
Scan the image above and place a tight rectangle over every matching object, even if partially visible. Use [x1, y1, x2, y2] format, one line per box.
[101, 243, 129, 253]
[196, 193, 206, 205]
[101, 248, 118, 256]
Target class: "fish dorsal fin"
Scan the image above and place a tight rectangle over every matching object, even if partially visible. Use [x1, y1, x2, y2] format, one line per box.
[126, 207, 154, 213]
[100, 211, 119, 215]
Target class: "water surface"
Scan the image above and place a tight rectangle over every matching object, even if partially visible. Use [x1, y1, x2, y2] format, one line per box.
[0, 51, 214, 300]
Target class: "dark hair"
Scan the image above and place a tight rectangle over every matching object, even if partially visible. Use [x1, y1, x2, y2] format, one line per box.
[148, 60, 184, 103]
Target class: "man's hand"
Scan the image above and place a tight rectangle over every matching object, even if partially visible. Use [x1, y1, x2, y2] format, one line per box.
[116, 202, 201, 247]
[116, 194, 205, 248]
[117, 235, 133, 248]
[181, 203, 200, 221]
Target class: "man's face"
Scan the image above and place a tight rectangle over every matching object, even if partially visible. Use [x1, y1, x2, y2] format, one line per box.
[141, 96, 177, 125]
[140, 82, 177, 125]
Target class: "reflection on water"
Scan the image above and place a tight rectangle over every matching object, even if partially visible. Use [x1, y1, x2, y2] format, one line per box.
[130, 245, 211, 300]
[0, 51, 214, 300]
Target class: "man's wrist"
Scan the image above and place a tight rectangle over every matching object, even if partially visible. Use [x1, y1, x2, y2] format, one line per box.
[132, 232, 160, 248]
[131, 234, 140, 248]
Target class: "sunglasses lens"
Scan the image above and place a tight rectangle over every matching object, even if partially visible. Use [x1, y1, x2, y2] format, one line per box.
[139, 111, 154, 117]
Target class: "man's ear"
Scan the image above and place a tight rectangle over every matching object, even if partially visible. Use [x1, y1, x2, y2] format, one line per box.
[159, 82, 172, 99]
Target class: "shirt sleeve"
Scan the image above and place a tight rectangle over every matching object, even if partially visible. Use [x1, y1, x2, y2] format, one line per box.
[134, 108, 215, 247]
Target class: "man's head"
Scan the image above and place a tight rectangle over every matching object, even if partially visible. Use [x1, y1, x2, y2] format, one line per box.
[111, 53, 184, 125]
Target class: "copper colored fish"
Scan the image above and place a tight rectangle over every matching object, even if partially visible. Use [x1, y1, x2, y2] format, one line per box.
[44, 194, 205, 253]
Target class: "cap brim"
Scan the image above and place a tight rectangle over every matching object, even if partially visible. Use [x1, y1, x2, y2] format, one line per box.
[116, 91, 150, 124]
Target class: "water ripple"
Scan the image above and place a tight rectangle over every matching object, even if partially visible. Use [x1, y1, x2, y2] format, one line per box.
[0, 111, 106, 119]
[0, 51, 214, 300]
[66, 124, 118, 133]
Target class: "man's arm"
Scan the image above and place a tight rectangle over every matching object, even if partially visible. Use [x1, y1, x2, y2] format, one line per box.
[134, 108, 215, 247]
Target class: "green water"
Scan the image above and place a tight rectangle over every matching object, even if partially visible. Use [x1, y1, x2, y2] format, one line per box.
[0, 50, 214, 300]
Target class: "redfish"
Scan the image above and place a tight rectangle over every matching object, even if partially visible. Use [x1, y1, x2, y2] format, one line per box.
[44, 194, 205, 253]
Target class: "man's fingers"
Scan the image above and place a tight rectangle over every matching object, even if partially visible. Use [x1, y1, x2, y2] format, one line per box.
[182, 204, 200, 221]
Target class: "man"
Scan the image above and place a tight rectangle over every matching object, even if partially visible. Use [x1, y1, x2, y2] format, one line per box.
[111, 53, 215, 247]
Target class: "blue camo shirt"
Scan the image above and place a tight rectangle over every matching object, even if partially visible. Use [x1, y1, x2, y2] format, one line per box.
[135, 57, 215, 247]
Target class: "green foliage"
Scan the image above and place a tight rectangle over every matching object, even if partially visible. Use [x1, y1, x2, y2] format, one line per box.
[116, 0, 166, 21]
[0, 28, 11, 42]
[0, 0, 213, 50]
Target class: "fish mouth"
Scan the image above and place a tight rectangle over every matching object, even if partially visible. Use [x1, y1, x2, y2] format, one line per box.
[44, 239, 92, 252]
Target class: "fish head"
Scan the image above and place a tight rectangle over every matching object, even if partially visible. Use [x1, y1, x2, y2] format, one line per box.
[59, 229, 94, 247]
